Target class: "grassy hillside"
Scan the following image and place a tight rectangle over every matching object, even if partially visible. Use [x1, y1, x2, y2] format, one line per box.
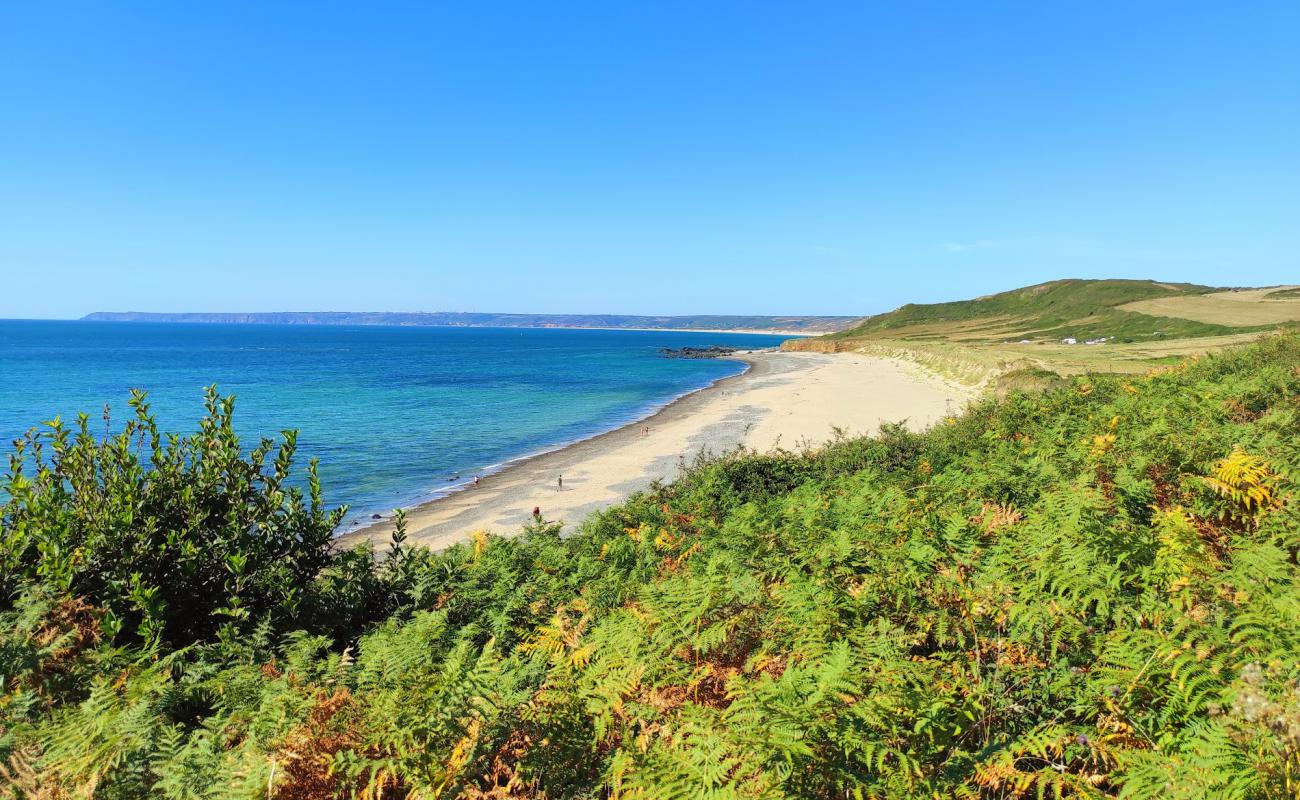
[1266, 287, 1300, 301]
[3, 335, 1299, 797]
[821, 279, 1256, 344]
[1119, 287, 1300, 327]
[790, 279, 1296, 385]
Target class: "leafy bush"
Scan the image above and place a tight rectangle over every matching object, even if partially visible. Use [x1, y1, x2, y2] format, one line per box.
[0, 387, 375, 647]
[3, 335, 1299, 798]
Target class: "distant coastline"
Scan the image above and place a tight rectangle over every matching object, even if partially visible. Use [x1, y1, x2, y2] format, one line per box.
[80, 310, 860, 335]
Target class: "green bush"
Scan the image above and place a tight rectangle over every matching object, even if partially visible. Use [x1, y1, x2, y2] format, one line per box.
[0, 387, 373, 647]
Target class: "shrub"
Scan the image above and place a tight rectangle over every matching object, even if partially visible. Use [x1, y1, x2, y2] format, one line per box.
[0, 387, 352, 647]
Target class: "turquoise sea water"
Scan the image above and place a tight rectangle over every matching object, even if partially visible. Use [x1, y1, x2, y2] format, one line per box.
[0, 320, 791, 527]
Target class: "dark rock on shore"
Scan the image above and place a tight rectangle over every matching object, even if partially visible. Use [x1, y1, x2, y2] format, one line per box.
[660, 345, 738, 359]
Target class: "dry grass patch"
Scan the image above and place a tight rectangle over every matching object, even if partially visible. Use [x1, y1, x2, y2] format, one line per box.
[1119, 287, 1300, 326]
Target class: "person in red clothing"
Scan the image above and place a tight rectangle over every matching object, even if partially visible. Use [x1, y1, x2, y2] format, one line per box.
[532, 506, 541, 520]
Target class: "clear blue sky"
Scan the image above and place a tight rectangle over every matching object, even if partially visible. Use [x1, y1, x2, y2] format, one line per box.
[2, 2, 1297, 319]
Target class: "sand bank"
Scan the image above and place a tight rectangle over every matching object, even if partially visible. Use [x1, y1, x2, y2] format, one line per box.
[341, 351, 972, 550]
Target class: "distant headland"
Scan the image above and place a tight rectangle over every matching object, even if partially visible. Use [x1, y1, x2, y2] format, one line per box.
[80, 310, 860, 334]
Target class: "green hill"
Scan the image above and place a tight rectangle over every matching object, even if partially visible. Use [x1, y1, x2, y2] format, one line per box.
[788, 279, 1296, 384]
[3, 334, 1298, 797]
[827, 278, 1250, 344]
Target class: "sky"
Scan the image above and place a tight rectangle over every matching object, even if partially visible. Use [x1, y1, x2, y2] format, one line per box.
[1, 2, 1297, 319]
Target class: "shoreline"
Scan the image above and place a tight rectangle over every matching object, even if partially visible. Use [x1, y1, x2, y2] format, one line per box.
[340, 354, 758, 528]
[340, 350, 971, 551]
[337, 353, 766, 547]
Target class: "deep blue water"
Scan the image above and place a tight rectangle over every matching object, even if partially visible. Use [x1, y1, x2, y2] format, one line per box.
[0, 320, 791, 526]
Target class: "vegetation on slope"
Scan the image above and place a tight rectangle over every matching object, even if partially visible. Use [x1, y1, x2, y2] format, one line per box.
[788, 279, 1296, 389]
[822, 279, 1250, 344]
[1119, 288, 1300, 328]
[3, 335, 1300, 798]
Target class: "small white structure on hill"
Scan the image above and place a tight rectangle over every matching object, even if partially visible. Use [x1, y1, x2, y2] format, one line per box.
[1061, 337, 1078, 345]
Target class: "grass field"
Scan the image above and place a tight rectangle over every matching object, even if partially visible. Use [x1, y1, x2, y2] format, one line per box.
[789, 278, 1296, 384]
[819, 278, 1261, 345]
[822, 332, 1272, 389]
[1119, 286, 1300, 326]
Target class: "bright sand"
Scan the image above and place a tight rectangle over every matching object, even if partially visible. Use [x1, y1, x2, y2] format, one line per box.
[342, 351, 972, 550]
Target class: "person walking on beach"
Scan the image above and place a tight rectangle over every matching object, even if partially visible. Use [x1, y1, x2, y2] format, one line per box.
[473, 474, 480, 489]
[557, 474, 563, 491]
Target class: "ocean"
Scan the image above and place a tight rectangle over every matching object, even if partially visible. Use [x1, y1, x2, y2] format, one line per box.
[0, 320, 791, 526]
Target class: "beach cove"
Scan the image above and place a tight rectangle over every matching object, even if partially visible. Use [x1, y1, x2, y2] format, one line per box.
[345, 350, 972, 550]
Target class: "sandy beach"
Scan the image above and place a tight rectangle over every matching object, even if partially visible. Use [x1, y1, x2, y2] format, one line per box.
[342, 351, 972, 550]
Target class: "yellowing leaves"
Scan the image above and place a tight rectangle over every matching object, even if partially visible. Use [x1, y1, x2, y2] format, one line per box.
[653, 528, 682, 551]
[520, 601, 592, 669]
[471, 530, 489, 559]
[1202, 446, 1282, 519]
[438, 717, 483, 793]
[1090, 433, 1117, 458]
[1085, 416, 1121, 459]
